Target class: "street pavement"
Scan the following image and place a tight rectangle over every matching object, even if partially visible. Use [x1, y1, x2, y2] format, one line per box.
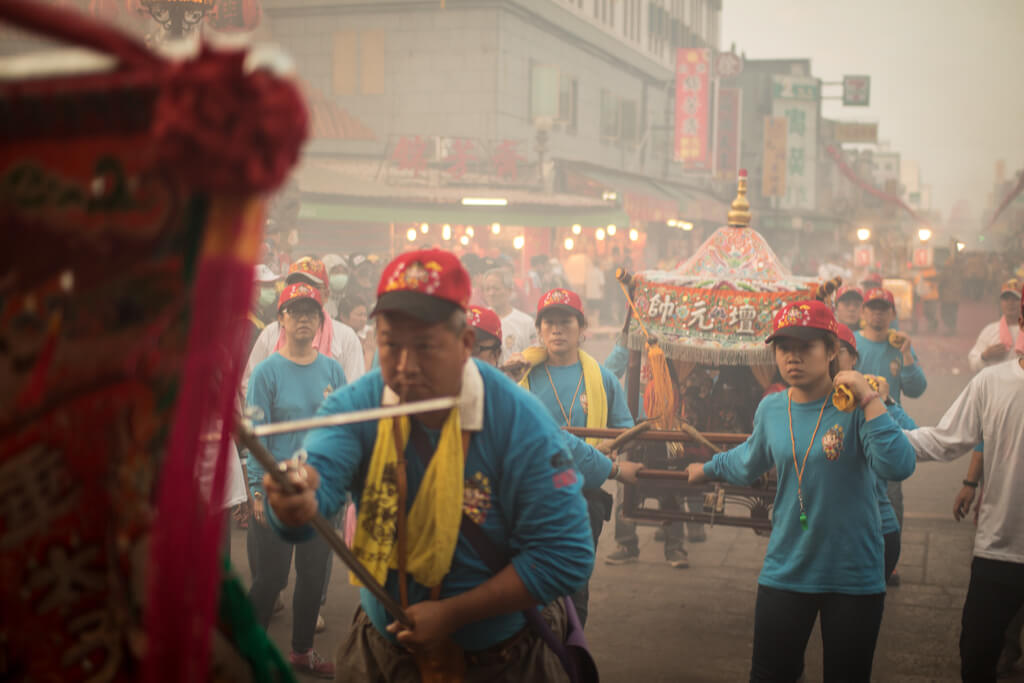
[228, 298, 1022, 682]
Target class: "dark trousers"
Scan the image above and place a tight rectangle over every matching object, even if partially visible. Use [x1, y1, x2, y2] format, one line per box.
[884, 531, 901, 582]
[749, 585, 885, 683]
[960, 557, 1024, 682]
[572, 488, 612, 628]
[247, 520, 331, 653]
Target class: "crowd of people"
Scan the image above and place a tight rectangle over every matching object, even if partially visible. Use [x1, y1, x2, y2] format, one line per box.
[234, 245, 1024, 682]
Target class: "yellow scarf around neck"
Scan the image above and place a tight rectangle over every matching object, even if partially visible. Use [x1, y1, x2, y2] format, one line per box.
[350, 409, 465, 589]
[518, 346, 608, 444]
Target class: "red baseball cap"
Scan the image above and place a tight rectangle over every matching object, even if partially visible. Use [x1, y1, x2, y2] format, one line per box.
[278, 282, 323, 312]
[467, 305, 502, 342]
[372, 248, 471, 324]
[836, 323, 857, 352]
[286, 256, 328, 288]
[537, 288, 584, 321]
[1000, 278, 1022, 299]
[864, 287, 896, 309]
[765, 300, 839, 344]
[836, 285, 864, 303]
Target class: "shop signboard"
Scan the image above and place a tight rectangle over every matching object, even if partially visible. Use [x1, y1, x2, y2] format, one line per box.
[674, 48, 711, 169]
[854, 244, 874, 268]
[761, 116, 788, 198]
[843, 75, 871, 106]
[771, 75, 819, 211]
[834, 121, 878, 144]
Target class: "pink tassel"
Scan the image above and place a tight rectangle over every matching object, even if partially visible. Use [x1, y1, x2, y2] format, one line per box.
[143, 252, 254, 683]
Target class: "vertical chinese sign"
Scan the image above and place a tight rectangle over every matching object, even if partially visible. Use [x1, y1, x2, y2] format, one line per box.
[771, 75, 820, 211]
[715, 87, 741, 178]
[762, 116, 788, 199]
[674, 48, 711, 170]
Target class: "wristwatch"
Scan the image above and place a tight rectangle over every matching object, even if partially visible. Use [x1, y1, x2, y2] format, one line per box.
[962, 480, 979, 489]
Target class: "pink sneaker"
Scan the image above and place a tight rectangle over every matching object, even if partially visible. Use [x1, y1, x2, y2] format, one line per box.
[289, 649, 335, 679]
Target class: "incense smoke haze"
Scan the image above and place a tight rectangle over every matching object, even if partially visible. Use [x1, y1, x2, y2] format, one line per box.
[723, 0, 1024, 228]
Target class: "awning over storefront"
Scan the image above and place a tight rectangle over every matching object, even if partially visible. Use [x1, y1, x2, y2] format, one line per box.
[299, 198, 630, 228]
[295, 157, 630, 229]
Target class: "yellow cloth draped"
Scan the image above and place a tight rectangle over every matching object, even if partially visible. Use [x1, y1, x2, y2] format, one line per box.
[349, 409, 465, 589]
[518, 346, 608, 444]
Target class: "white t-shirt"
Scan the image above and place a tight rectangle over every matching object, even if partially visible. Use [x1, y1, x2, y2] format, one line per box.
[241, 318, 365, 398]
[906, 359, 1024, 564]
[197, 438, 248, 510]
[500, 308, 536, 363]
[967, 319, 1020, 373]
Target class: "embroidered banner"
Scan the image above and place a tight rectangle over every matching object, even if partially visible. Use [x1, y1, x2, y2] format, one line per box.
[628, 280, 812, 365]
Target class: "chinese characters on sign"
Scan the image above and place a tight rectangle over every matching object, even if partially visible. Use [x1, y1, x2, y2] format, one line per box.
[762, 117, 788, 198]
[772, 75, 820, 211]
[390, 137, 523, 182]
[842, 75, 871, 107]
[715, 87, 742, 178]
[646, 293, 761, 336]
[854, 245, 875, 268]
[674, 48, 711, 169]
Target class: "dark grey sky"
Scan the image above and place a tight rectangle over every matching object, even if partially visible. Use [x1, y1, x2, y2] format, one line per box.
[722, 0, 1024, 225]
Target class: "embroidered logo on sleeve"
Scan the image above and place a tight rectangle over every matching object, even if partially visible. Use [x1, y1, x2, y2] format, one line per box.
[463, 472, 493, 525]
[822, 424, 844, 461]
[552, 469, 578, 489]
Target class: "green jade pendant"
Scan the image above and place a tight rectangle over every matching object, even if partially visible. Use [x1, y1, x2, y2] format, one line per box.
[800, 512, 808, 530]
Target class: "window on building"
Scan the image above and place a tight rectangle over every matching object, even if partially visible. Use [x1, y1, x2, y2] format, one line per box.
[530, 63, 559, 122]
[620, 99, 638, 142]
[531, 63, 578, 132]
[332, 31, 388, 96]
[559, 74, 578, 132]
[600, 89, 620, 140]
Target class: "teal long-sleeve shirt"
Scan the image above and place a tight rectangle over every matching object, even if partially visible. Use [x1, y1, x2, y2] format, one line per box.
[704, 391, 916, 594]
[523, 357, 633, 488]
[271, 361, 593, 651]
[244, 352, 346, 494]
[854, 332, 927, 403]
[879, 403, 918, 534]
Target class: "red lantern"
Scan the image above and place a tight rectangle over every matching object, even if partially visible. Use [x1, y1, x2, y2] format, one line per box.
[207, 0, 261, 32]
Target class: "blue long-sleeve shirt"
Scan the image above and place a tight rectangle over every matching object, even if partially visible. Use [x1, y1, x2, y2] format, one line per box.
[523, 357, 633, 489]
[704, 391, 915, 594]
[879, 403, 918, 534]
[273, 361, 593, 651]
[523, 360, 635, 431]
[245, 352, 346, 494]
[562, 432, 614, 489]
[604, 336, 630, 380]
[854, 332, 927, 403]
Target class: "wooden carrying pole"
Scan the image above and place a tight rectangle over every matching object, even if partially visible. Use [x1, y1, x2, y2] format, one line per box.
[565, 426, 749, 445]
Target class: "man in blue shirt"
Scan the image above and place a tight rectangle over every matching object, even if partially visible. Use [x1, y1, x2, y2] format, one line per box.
[854, 286, 926, 586]
[263, 249, 593, 681]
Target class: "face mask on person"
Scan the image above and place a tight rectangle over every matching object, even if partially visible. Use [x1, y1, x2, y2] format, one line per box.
[330, 273, 349, 291]
[258, 287, 278, 308]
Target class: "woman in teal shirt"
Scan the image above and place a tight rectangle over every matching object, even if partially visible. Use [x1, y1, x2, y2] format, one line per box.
[687, 300, 915, 683]
[519, 288, 635, 627]
[246, 282, 346, 678]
